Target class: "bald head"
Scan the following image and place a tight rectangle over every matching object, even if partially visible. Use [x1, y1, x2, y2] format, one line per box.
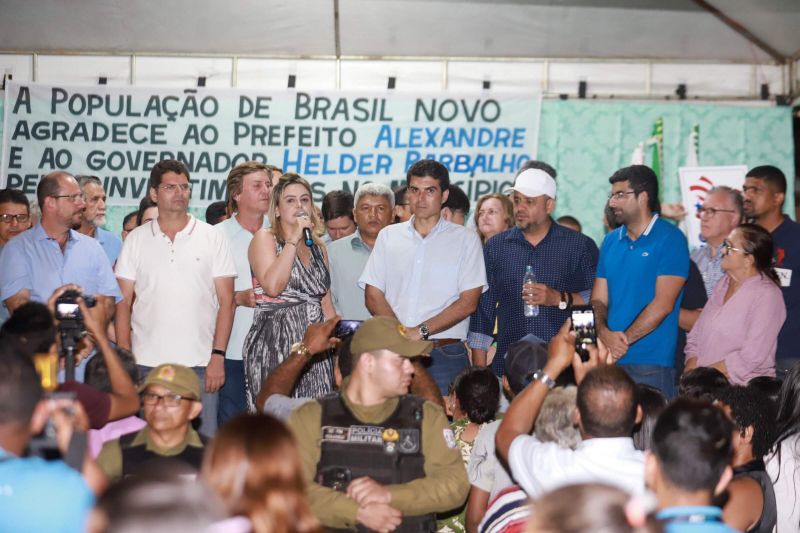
[37, 171, 76, 210]
[576, 366, 638, 438]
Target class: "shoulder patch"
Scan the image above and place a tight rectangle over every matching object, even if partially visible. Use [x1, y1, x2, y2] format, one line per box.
[443, 428, 457, 449]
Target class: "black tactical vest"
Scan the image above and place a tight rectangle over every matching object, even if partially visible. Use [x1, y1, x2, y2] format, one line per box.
[120, 431, 207, 478]
[316, 394, 434, 533]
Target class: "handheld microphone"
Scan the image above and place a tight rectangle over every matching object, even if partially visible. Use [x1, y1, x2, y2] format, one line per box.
[298, 212, 314, 247]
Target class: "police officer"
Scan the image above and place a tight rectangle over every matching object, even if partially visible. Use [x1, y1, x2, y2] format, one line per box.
[288, 316, 469, 532]
[97, 363, 206, 481]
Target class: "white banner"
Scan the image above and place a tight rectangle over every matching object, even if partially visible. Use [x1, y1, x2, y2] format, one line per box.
[1, 82, 541, 207]
[679, 165, 747, 249]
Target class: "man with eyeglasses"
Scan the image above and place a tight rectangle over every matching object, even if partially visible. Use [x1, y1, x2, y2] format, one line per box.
[75, 175, 123, 265]
[691, 186, 744, 296]
[214, 161, 276, 426]
[591, 165, 689, 399]
[742, 165, 800, 375]
[0, 189, 32, 325]
[0, 172, 121, 326]
[96, 363, 205, 481]
[115, 160, 236, 438]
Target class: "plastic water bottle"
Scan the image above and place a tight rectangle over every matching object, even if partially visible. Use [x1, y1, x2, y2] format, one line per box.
[523, 265, 539, 317]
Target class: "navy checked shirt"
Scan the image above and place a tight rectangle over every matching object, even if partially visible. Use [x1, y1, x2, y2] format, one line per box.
[468, 221, 599, 375]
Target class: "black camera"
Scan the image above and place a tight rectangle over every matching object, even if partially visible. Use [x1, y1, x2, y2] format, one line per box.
[54, 289, 96, 381]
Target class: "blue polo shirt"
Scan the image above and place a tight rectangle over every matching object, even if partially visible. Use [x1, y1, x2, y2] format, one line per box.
[597, 215, 688, 367]
[0, 224, 122, 305]
[657, 506, 738, 532]
[772, 215, 800, 361]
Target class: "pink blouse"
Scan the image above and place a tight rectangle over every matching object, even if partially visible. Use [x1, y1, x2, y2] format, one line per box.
[685, 273, 785, 385]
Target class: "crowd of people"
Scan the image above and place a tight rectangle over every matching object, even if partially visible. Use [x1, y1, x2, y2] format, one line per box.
[0, 157, 798, 533]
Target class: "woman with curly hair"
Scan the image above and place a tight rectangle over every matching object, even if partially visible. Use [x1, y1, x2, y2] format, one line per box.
[203, 413, 322, 533]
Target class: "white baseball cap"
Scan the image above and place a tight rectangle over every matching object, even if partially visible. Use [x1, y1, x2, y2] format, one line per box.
[503, 168, 557, 199]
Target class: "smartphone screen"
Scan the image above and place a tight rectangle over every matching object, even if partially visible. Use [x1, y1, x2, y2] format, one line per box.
[335, 320, 363, 338]
[571, 305, 596, 362]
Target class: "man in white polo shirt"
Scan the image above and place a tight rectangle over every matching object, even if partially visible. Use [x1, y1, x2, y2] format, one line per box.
[115, 160, 236, 437]
[359, 159, 487, 396]
[214, 161, 274, 425]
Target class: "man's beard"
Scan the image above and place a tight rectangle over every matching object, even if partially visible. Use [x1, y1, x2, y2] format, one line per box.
[93, 214, 107, 228]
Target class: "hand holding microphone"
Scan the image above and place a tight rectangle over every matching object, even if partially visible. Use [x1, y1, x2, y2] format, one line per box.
[296, 211, 314, 247]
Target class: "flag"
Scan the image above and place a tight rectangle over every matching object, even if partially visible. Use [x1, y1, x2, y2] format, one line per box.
[629, 117, 664, 190]
[686, 124, 700, 167]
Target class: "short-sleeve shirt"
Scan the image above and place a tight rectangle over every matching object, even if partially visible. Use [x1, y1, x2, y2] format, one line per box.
[115, 215, 236, 368]
[215, 215, 270, 361]
[0, 224, 122, 305]
[329, 231, 373, 320]
[597, 215, 689, 367]
[771, 215, 800, 361]
[0, 448, 95, 533]
[359, 217, 487, 340]
[468, 222, 599, 375]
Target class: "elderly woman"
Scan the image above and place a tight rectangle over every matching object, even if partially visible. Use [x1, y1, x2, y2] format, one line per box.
[473, 193, 514, 245]
[684, 223, 785, 384]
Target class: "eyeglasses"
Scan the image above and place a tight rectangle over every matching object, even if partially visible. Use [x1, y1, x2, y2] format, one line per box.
[141, 391, 189, 407]
[722, 240, 748, 256]
[608, 190, 636, 201]
[159, 183, 192, 192]
[0, 213, 30, 223]
[52, 193, 85, 203]
[697, 207, 736, 217]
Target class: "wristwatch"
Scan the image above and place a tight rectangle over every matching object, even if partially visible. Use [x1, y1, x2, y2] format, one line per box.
[419, 323, 430, 340]
[290, 342, 312, 359]
[532, 370, 557, 389]
[558, 291, 568, 310]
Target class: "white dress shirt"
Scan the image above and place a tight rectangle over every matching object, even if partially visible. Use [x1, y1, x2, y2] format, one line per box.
[358, 216, 487, 340]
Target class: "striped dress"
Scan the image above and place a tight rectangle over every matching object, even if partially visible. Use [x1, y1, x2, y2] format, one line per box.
[243, 238, 334, 411]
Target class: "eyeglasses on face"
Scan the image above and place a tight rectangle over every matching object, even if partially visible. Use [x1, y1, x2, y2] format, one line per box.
[608, 190, 636, 202]
[698, 207, 736, 217]
[52, 193, 85, 203]
[0, 213, 30, 223]
[141, 391, 188, 407]
[159, 183, 192, 192]
[722, 240, 748, 256]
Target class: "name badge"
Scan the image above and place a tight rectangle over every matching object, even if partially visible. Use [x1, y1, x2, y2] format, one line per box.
[776, 267, 792, 287]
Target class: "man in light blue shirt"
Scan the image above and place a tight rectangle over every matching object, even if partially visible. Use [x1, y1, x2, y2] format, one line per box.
[690, 186, 743, 296]
[360, 160, 487, 395]
[0, 172, 122, 317]
[329, 183, 394, 320]
[215, 162, 275, 425]
[76, 175, 123, 265]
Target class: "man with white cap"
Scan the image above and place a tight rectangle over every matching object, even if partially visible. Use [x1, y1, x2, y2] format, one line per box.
[468, 163, 599, 376]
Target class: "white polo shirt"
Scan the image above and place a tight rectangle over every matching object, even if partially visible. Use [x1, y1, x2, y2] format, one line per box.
[358, 216, 487, 340]
[116, 215, 236, 368]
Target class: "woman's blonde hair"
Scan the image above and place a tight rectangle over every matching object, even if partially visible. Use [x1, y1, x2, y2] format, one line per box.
[203, 414, 322, 533]
[268, 173, 324, 245]
[473, 193, 514, 244]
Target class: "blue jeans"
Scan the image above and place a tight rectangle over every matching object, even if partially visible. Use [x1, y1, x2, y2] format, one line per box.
[218, 359, 247, 427]
[621, 364, 676, 400]
[427, 342, 470, 396]
[137, 364, 218, 438]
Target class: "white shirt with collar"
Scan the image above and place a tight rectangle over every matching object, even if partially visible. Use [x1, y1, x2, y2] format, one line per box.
[115, 215, 236, 368]
[358, 216, 487, 340]
[215, 214, 270, 361]
[508, 435, 645, 498]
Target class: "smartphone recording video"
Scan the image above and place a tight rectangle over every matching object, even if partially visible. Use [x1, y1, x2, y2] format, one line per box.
[571, 305, 597, 362]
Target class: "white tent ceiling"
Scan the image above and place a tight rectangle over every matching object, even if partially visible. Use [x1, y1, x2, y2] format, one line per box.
[0, 0, 799, 63]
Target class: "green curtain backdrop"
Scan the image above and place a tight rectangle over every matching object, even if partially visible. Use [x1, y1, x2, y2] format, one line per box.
[1, 95, 793, 245]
